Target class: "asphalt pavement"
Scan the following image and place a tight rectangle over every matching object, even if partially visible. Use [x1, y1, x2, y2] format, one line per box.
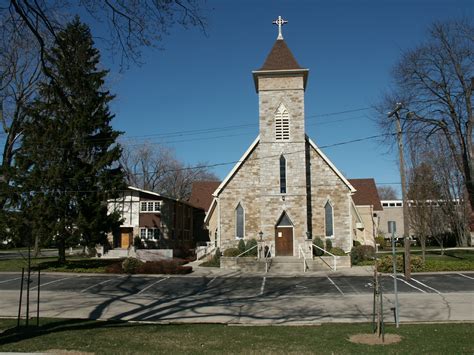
[0, 271, 472, 324]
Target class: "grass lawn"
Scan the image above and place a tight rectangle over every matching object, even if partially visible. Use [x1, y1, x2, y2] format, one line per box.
[0, 257, 122, 273]
[0, 318, 472, 354]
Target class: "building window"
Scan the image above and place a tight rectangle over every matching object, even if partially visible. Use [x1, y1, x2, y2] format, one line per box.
[325, 201, 334, 238]
[275, 103, 290, 140]
[140, 227, 161, 240]
[140, 200, 162, 212]
[236, 203, 244, 239]
[280, 155, 287, 194]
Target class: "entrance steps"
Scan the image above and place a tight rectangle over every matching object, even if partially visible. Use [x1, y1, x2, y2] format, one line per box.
[102, 248, 134, 259]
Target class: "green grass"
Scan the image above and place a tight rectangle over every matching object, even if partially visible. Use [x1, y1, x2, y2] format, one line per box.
[0, 318, 472, 354]
[0, 257, 121, 273]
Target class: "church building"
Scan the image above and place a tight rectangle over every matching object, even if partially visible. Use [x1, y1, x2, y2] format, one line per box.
[205, 18, 356, 256]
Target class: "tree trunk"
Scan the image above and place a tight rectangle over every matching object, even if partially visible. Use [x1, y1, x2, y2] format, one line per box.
[57, 237, 66, 264]
[33, 234, 40, 258]
[421, 236, 426, 262]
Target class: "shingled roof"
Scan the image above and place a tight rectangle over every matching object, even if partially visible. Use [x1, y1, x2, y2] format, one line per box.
[259, 39, 302, 71]
[348, 178, 383, 211]
[188, 181, 221, 212]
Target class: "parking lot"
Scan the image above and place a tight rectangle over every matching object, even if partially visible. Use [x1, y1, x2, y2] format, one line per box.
[1, 272, 472, 324]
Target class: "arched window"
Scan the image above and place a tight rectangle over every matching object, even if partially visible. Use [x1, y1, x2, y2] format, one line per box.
[275, 103, 290, 140]
[280, 155, 286, 194]
[235, 203, 244, 239]
[325, 201, 334, 237]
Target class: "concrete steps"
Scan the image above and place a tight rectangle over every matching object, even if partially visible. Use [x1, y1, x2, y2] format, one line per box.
[102, 248, 130, 259]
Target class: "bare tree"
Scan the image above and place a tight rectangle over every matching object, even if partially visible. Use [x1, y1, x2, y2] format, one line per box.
[120, 142, 218, 200]
[377, 185, 398, 200]
[377, 19, 474, 241]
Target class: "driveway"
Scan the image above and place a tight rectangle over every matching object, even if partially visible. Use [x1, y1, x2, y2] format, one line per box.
[0, 271, 472, 324]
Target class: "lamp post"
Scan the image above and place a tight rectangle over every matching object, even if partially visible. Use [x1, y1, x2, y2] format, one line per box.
[258, 231, 263, 241]
[258, 231, 263, 259]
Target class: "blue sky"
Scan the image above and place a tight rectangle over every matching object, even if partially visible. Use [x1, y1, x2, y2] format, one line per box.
[105, 0, 472, 196]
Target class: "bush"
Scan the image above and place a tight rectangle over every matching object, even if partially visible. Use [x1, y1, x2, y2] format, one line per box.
[223, 247, 241, 257]
[313, 237, 324, 257]
[136, 260, 192, 274]
[133, 236, 143, 249]
[325, 239, 332, 251]
[350, 245, 375, 265]
[353, 240, 361, 247]
[122, 257, 144, 274]
[330, 247, 346, 256]
[104, 262, 123, 273]
[201, 248, 221, 267]
[375, 236, 385, 249]
[377, 255, 424, 273]
[245, 238, 258, 256]
[237, 239, 246, 254]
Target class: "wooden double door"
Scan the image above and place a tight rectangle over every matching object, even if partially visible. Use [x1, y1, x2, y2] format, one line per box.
[275, 227, 293, 256]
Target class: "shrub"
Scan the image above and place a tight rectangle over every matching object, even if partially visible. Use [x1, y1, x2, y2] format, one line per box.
[325, 239, 333, 251]
[313, 237, 324, 257]
[105, 262, 123, 273]
[330, 247, 346, 256]
[237, 239, 246, 254]
[223, 247, 240, 257]
[201, 248, 221, 267]
[122, 257, 144, 274]
[353, 240, 361, 247]
[145, 240, 157, 249]
[377, 255, 424, 273]
[375, 236, 385, 249]
[351, 245, 375, 265]
[133, 236, 143, 249]
[136, 260, 193, 274]
[245, 238, 258, 256]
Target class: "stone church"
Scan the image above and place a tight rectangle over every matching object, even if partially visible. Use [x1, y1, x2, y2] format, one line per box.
[205, 19, 356, 256]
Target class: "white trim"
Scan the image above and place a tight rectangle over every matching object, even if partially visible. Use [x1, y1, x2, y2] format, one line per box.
[204, 197, 217, 224]
[128, 186, 163, 198]
[306, 137, 356, 193]
[351, 199, 364, 224]
[213, 135, 260, 197]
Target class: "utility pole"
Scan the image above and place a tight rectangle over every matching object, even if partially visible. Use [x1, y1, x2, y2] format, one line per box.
[388, 103, 411, 279]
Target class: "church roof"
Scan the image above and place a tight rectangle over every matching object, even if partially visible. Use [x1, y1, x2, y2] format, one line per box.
[348, 178, 383, 211]
[259, 39, 302, 71]
[189, 181, 221, 212]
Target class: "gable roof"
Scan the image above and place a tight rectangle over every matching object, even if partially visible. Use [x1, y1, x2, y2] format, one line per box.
[189, 181, 221, 212]
[259, 39, 302, 71]
[348, 178, 383, 211]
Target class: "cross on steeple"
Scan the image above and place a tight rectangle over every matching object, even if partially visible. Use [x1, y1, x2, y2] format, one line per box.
[272, 16, 288, 40]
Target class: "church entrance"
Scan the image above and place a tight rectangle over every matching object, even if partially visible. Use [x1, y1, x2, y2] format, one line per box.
[275, 212, 294, 256]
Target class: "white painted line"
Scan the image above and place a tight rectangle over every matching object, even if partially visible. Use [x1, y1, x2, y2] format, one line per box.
[80, 278, 117, 293]
[411, 277, 442, 295]
[207, 276, 217, 286]
[260, 276, 266, 295]
[390, 275, 426, 293]
[0, 277, 21, 284]
[327, 276, 344, 296]
[31, 277, 74, 290]
[136, 277, 169, 295]
[457, 273, 474, 280]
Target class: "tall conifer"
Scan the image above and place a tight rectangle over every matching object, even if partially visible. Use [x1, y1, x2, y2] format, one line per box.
[15, 18, 124, 263]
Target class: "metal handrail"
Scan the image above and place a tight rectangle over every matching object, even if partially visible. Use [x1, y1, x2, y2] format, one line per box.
[236, 244, 258, 258]
[298, 245, 308, 272]
[312, 244, 337, 271]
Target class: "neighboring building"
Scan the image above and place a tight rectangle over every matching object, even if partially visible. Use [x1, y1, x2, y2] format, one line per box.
[348, 178, 384, 246]
[204, 27, 356, 256]
[107, 186, 205, 251]
[378, 200, 408, 239]
[188, 181, 220, 245]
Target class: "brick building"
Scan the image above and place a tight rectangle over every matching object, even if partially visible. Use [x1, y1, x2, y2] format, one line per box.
[204, 30, 356, 256]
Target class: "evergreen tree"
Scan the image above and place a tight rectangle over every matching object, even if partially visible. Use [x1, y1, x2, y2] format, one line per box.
[14, 18, 125, 263]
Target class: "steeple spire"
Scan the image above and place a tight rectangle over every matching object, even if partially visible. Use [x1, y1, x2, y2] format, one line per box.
[272, 16, 288, 40]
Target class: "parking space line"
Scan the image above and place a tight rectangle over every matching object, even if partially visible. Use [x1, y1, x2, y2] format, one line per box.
[31, 277, 74, 290]
[207, 276, 217, 286]
[0, 277, 21, 284]
[457, 273, 474, 280]
[80, 278, 120, 293]
[327, 276, 344, 296]
[136, 277, 169, 295]
[411, 277, 442, 294]
[260, 276, 266, 295]
[390, 275, 426, 293]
